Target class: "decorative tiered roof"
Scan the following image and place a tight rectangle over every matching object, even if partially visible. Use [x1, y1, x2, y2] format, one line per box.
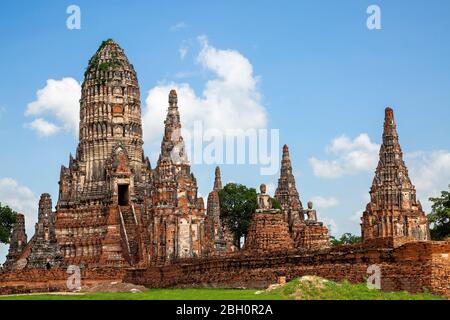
[213, 166, 223, 191]
[361, 108, 430, 245]
[369, 107, 416, 208]
[159, 89, 187, 164]
[58, 38, 151, 207]
[274, 144, 303, 219]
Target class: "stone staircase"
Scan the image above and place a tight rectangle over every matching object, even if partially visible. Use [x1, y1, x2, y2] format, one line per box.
[119, 205, 141, 265]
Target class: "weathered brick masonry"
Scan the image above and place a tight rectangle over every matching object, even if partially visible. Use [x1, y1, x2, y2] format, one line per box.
[0, 268, 124, 295]
[1, 41, 447, 299]
[1, 242, 448, 297]
[124, 241, 449, 297]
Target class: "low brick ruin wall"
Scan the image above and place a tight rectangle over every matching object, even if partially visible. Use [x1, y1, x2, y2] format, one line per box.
[0, 241, 448, 297]
[0, 268, 124, 295]
[125, 241, 450, 297]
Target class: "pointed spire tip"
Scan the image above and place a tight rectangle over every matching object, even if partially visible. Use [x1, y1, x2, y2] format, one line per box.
[213, 166, 222, 191]
[169, 89, 178, 104]
[385, 107, 394, 119]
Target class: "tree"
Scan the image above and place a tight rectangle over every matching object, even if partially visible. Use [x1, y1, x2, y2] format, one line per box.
[0, 203, 18, 244]
[428, 185, 450, 240]
[330, 233, 361, 246]
[218, 183, 258, 249]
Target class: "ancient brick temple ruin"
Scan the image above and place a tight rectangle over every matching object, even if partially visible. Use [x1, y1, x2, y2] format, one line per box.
[27, 194, 63, 269]
[274, 145, 330, 250]
[244, 143, 330, 252]
[204, 167, 236, 254]
[3, 214, 27, 270]
[2, 39, 233, 271]
[361, 108, 430, 247]
[1, 40, 448, 298]
[245, 184, 294, 252]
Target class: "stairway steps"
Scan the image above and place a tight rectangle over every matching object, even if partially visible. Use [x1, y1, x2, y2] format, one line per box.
[119, 206, 141, 265]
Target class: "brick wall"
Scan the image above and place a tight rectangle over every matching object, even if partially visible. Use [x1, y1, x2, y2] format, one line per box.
[125, 241, 449, 297]
[0, 268, 124, 295]
[1, 241, 448, 297]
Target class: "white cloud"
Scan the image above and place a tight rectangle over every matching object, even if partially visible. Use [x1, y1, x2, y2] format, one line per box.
[25, 77, 81, 137]
[310, 196, 339, 209]
[170, 21, 188, 32]
[174, 71, 196, 79]
[142, 36, 267, 151]
[321, 216, 338, 236]
[350, 210, 363, 224]
[309, 133, 379, 178]
[309, 158, 344, 179]
[25, 118, 60, 137]
[0, 178, 38, 264]
[405, 150, 450, 212]
[179, 46, 188, 59]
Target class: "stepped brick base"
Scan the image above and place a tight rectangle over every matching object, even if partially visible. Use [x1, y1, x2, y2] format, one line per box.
[293, 222, 330, 250]
[244, 212, 294, 252]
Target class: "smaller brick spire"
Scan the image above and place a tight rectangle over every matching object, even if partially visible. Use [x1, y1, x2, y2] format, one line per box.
[361, 107, 430, 244]
[169, 89, 178, 104]
[275, 144, 302, 214]
[3, 214, 28, 270]
[283, 144, 289, 156]
[205, 166, 234, 253]
[213, 166, 222, 191]
[383, 107, 399, 146]
[27, 193, 63, 269]
[160, 89, 186, 163]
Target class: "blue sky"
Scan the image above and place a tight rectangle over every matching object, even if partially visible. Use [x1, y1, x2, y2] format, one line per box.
[1, 1, 450, 261]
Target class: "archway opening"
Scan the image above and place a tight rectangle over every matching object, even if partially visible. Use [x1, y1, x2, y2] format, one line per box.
[118, 184, 129, 206]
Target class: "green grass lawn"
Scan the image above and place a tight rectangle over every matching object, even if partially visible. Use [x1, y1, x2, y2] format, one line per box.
[0, 278, 444, 300]
[0, 288, 279, 300]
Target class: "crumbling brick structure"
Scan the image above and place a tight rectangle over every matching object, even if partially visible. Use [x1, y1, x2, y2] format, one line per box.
[147, 89, 207, 263]
[1, 41, 444, 299]
[274, 145, 329, 249]
[27, 194, 63, 269]
[204, 167, 235, 254]
[361, 107, 430, 246]
[274, 145, 303, 225]
[245, 184, 294, 251]
[124, 241, 449, 298]
[2, 40, 231, 270]
[54, 39, 153, 268]
[3, 214, 27, 270]
[1, 241, 448, 297]
[245, 213, 294, 252]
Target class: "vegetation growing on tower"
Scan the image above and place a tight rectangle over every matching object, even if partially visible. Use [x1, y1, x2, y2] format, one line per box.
[84, 39, 124, 78]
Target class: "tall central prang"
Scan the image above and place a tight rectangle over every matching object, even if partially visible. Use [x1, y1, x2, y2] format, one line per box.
[52, 40, 154, 267]
[58, 39, 151, 209]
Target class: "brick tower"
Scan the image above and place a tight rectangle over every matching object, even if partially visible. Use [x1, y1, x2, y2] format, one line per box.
[55, 39, 152, 267]
[274, 145, 329, 250]
[274, 144, 303, 226]
[361, 107, 430, 246]
[27, 194, 63, 269]
[3, 214, 27, 270]
[205, 167, 235, 254]
[148, 90, 206, 263]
